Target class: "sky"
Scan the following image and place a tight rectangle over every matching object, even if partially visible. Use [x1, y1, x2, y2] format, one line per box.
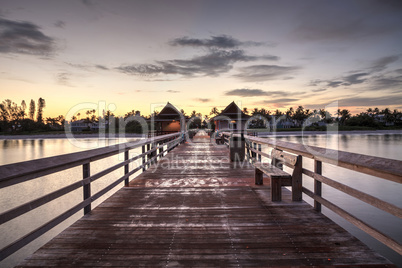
[1, 0, 402, 119]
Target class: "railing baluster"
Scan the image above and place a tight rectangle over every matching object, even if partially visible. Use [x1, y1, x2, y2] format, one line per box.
[246, 141, 250, 162]
[159, 141, 163, 159]
[314, 160, 322, 212]
[252, 142, 257, 160]
[124, 150, 129, 186]
[83, 163, 91, 215]
[142, 145, 146, 171]
[146, 143, 151, 169]
[258, 143, 262, 162]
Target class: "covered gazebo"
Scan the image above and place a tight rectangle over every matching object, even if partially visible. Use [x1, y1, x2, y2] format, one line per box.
[150, 102, 188, 134]
[211, 102, 250, 132]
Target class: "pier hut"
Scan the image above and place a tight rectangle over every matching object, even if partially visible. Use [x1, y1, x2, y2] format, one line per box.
[150, 102, 188, 134]
[211, 101, 250, 132]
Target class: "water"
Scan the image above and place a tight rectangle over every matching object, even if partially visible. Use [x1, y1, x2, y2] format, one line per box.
[0, 134, 401, 267]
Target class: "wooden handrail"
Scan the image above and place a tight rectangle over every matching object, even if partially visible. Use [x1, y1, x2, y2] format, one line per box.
[247, 136, 402, 183]
[221, 131, 402, 254]
[0, 132, 180, 188]
[0, 132, 185, 261]
[221, 132, 402, 183]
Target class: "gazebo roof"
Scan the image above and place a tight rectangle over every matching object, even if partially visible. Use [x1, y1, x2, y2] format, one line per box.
[211, 101, 250, 120]
[151, 102, 189, 121]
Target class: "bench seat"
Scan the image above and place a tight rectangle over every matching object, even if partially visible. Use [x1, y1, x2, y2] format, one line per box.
[252, 148, 302, 202]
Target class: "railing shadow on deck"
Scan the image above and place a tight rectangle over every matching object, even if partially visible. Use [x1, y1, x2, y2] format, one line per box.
[220, 131, 402, 256]
[0, 132, 185, 262]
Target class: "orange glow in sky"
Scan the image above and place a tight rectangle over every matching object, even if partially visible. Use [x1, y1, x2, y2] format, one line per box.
[1, 0, 401, 119]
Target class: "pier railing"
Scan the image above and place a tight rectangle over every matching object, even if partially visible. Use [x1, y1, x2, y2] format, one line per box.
[0, 132, 185, 261]
[221, 132, 402, 255]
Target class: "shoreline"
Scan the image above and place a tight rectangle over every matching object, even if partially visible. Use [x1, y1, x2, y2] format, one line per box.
[0, 133, 145, 140]
[258, 129, 402, 137]
[0, 129, 401, 140]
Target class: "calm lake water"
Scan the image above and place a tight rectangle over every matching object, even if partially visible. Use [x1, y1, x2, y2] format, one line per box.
[0, 134, 401, 267]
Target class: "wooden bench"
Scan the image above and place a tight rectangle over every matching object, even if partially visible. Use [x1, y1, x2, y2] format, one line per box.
[253, 149, 302, 202]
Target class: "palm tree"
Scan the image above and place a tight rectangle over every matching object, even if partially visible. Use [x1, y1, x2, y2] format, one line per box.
[337, 109, 351, 125]
[285, 107, 294, 121]
[36, 97, 46, 123]
[210, 107, 219, 116]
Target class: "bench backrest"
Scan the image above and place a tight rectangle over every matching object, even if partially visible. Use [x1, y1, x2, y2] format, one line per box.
[271, 149, 298, 169]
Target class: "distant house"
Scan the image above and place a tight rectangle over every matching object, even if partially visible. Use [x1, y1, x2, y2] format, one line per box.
[150, 102, 188, 133]
[211, 102, 250, 132]
[70, 120, 108, 132]
[70, 120, 89, 132]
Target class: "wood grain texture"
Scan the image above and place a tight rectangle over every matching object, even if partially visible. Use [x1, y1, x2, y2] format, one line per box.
[16, 138, 395, 267]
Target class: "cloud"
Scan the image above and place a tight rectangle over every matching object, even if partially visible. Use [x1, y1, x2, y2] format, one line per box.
[311, 88, 327, 92]
[54, 20, 65, 29]
[292, 1, 402, 43]
[342, 72, 369, 85]
[309, 55, 400, 90]
[170, 35, 268, 49]
[258, 98, 300, 105]
[233, 65, 301, 82]
[310, 73, 369, 89]
[225, 88, 289, 97]
[118, 49, 263, 78]
[194, 98, 211, 103]
[95, 64, 109, 70]
[0, 17, 55, 56]
[82, 0, 94, 7]
[166, 90, 180, 93]
[56, 72, 72, 86]
[371, 74, 402, 90]
[369, 55, 399, 72]
[339, 95, 402, 107]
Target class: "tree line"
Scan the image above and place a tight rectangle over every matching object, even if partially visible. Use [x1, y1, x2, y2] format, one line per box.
[1, 98, 401, 133]
[0, 98, 60, 132]
[207, 105, 402, 129]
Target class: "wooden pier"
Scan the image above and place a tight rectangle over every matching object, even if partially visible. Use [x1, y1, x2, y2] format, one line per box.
[15, 135, 395, 267]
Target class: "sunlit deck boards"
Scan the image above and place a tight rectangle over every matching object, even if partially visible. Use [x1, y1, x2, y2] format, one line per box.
[16, 138, 394, 267]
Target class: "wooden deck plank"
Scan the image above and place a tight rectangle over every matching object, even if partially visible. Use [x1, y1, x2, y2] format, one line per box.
[16, 139, 395, 267]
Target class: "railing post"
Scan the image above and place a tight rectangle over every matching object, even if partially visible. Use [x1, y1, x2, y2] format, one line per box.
[252, 142, 257, 160]
[258, 143, 262, 162]
[314, 160, 322, 212]
[142, 145, 146, 172]
[292, 155, 303, 201]
[83, 163, 91, 215]
[246, 140, 250, 162]
[147, 143, 151, 169]
[124, 150, 129, 186]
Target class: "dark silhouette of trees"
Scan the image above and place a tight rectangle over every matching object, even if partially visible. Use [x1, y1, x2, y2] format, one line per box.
[36, 98, 46, 123]
[337, 109, 351, 126]
[210, 107, 219, 116]
[29, 99, 35, 120]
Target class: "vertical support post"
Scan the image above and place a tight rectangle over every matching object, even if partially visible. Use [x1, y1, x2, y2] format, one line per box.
[146, 143, 151, 169]
[255, 168, 263, 185]
[258, 143, 262, 162]
[151, 142, 157, 164]
[246, 140, 250, 162]
[83, 163, 91, 215]
[314, 160, 322, 212]
[292, 155, 303, 201]
[142, 145, 146, 172]
[124, 150, 129, 186]
[271, 177, 282, 201]
[252, 142, 256, 160]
